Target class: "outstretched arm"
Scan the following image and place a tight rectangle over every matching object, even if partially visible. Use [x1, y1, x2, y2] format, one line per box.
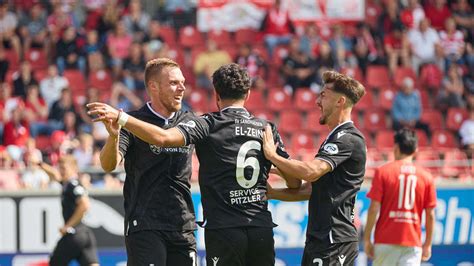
[87, 102, 185, 147]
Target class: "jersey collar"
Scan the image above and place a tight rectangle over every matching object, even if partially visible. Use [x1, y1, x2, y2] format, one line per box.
[146, 102, 176, 125]
[220, 106, 251, 118]
[323, 120, 353, 142]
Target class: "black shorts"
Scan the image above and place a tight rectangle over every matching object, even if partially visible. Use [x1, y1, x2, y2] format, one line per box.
[204, 227, 274, 266]
[125, 230, 196, 266]
[50, 225, 98, 266]
[302, 241, 358, 266]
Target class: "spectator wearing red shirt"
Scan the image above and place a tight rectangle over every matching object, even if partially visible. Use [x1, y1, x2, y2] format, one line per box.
[3, 104, 30, 166]
[424, 0, 452, 30]
[384, 23, 411, 75]
[24, 84, 50, 137]
[401, 0, 426, 29]
[364, 129, 437, 266]
[260, 0, 295, 57]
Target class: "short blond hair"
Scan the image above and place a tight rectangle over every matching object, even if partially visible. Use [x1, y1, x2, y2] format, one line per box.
[322, 70, 365, 105]
[144, 58, 180, 90]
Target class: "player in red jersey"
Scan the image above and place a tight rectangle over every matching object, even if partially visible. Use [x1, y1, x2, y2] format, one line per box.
[364, 129, 437, 265]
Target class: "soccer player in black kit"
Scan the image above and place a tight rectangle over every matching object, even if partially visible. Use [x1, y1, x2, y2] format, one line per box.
[95, 58, 197, 265]
[88, 63, 300, 266]
[40, 155, 99, 266]
[263, 70, 367, 266]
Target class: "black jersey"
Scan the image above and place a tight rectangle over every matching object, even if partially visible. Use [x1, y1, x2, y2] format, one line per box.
[176, 107, 289, 229]
[308, 121, 366, 245]
[119, 103, 196, 234]
[61, 179, 87, 223]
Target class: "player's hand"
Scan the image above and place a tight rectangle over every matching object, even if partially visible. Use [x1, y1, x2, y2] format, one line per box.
[103, 118, 121, 138]
[86, 102, 120, 123]
[59, 226, 67, 235]
[364, 240, 374, 259]
[421, 243, 432, 261]
[262, 124, 277, 161]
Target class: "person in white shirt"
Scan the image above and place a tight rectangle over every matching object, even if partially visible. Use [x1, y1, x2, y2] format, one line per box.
[40, 64, 69, 108]
[459, 107, 474, 158]
[408, 18, 441, 73]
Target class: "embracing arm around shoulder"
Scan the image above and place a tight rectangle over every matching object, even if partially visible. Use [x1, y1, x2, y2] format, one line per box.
[267, 181, 312, 201]
[124, 115, 185, 147]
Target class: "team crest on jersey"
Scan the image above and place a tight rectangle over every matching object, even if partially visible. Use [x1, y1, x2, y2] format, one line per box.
[150, 144, 162, 154]
[323, 143, 338, 155]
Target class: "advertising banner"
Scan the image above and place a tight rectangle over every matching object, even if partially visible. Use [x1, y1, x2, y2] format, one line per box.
[0, 187, 473, 265]
[196, 0, 365, 32]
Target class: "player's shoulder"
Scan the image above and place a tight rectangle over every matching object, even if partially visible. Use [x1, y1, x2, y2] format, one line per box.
[415, 165, 435, 183]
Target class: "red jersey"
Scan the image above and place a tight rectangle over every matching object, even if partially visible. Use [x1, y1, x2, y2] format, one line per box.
[424, 4, 451, 30]
[367, 160, 437, 247]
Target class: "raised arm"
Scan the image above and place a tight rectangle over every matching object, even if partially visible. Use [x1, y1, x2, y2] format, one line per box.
[263, 125, 331, 182]
[39, 162, 61, 183]
[87, 102, 185, 147]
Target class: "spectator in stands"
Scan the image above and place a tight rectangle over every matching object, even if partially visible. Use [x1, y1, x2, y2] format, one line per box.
[97, 0, 123, 38]
[392, 77, 431, 137]
[122, 42, 146, 93]
[352, 23, 379, 76]
[260, 0, 295, 57]
[193, 39, 232, 91]
[73, 133, 94, 171]
[235, 43, 268, 80]
[314, 41, 337, 86]
[107, 20, 133, 75]
[48, 88, 76, 132]
[439, 17, 466, 71]
[56, 26, 86, 74]
[47, 3, 74, 43]
[122, 0, 150, 42]
[299, 22, 321, 58]
[63, 110, 80, 140]
[24, 84, 50, 137]
[13, 61, 38, 99]
[143, 20, 166, 60]
[0, 82, 19, 123]
[329, 24, 353, 68]
[21, 143, 49, 189]
[280, 38, 318, 94]
[400, 0, 426, 30]
[425, 0, 452, 31]
[18, 2, 49, 55]
[0, 48, 8, 82]
[0, 2, 21, 57]
[452, 0, 473, 43]
[408, 18, 441, 73]
[3, 105, 29, 167]
[459, 106, 474, 158]
[84, 29, 103, 56]
[437, 63, 466, 109]
[109, 82, 142, 112]
[377, 1, 402, 39]
[384, 23, 411, 75]
[158, 0, 196, 29]
[40, 64, 69, 108]
[43, 130, 66, 166]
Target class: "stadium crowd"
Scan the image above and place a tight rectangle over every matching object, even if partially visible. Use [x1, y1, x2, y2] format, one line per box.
[0, 0, 473, 190]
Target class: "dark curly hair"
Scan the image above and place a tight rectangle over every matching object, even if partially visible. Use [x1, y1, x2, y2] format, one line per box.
[394, 128, 418, 155]
[212, 63, 251, 100]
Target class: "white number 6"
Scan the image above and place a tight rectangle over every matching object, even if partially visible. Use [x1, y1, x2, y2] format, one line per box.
[236, 140, 261, 188]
